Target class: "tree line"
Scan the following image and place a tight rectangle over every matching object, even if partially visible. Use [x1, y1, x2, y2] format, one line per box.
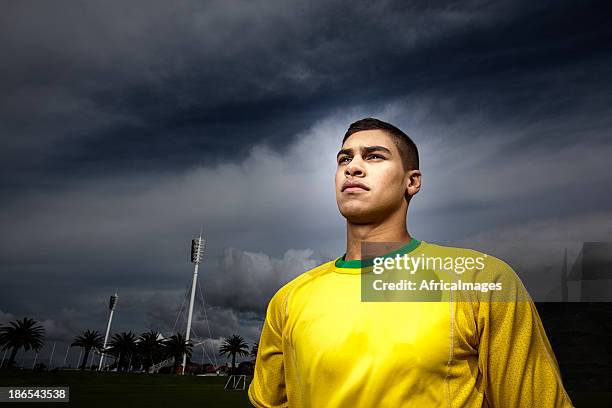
[0, 317, 258, 375]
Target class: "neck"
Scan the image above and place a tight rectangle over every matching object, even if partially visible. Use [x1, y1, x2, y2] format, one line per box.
[344, 207, 412, 261]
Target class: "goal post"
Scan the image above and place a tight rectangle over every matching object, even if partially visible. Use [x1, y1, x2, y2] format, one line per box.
[224, 374, 247, 390]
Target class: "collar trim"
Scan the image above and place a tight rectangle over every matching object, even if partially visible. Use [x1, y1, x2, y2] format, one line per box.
[334, 238, 421, 269]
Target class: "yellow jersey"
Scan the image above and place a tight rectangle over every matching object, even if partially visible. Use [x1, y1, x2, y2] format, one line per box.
[248, 239, 574, 407]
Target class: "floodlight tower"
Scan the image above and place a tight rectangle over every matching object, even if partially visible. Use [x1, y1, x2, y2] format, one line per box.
[98, 292, 118, 370]
[182, 234, 204, 375]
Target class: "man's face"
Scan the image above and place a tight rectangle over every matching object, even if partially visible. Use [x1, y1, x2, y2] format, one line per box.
[335, 130, 410, 223]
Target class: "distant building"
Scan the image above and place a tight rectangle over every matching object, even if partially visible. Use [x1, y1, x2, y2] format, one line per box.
[546, 242, 612, 301]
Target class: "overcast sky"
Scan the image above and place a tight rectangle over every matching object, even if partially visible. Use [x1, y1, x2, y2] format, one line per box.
[1, 0, 611, 367]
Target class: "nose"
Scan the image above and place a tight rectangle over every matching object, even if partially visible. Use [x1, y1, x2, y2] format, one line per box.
[344, 158, 365, 177]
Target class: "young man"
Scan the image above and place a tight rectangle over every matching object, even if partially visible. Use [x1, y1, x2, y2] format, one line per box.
[248, 118, 574, 407]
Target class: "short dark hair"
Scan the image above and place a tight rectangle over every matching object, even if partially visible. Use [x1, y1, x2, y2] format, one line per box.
[342, 118, 419, 171]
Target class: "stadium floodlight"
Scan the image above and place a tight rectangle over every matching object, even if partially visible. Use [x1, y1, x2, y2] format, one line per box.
[191, 238, 203, 264]
[98, 292, 118, 371]
[182, 234, 205, 374]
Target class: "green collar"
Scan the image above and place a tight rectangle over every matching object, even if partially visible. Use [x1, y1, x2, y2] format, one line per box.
[335, 238, 421, 269]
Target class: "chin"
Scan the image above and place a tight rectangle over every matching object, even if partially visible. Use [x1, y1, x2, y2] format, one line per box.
[339, 205, 377, 224]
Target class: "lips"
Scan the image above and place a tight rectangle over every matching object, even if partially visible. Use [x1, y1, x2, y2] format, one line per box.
[342, 180, 370, 192]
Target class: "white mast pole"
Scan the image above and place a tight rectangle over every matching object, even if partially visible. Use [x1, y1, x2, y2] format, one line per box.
[98, 293, 118, 370]
[48, 342, 56, 369]
[32, 352, 38, 369]
[77, 348, 82, 369]
[62, 344, 70, 368]
[182, 234, 204, 375]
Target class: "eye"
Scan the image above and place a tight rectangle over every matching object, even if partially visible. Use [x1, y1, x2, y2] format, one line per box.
[338, 156, 351, 164]
[367, 153, 385, 160]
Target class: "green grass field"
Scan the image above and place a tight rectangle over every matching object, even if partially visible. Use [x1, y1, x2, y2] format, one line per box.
[1, 369, 611, 407]
[0, 369, 253, 407]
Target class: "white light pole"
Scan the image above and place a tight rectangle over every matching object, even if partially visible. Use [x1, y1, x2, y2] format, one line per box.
[98, 293, 118, 371]
[182, 234, 204, 375]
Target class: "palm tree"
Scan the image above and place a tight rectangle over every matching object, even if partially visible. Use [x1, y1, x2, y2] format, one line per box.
[137, 330, 165, 372]
[107, 331, 138, 372]
[71, 330, 104, 370]
[219, 334, 250, 375]
[250, 342, 258, 359]
[163, 333, 192, 374]
[0, 317, 45, 368]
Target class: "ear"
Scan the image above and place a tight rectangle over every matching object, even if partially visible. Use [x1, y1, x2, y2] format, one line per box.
[405, 169, 421, 198]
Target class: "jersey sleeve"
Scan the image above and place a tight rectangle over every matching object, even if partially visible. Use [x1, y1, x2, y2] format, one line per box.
[248, 288, 289, 408]
[476, 257, 575, 407]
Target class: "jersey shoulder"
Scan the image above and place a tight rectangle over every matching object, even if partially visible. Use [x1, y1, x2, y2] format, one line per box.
[266, 259, 336, 318]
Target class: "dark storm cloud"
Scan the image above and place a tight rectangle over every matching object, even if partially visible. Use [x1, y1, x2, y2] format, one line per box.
[2, 0, 609, 190]
[1, 0, 612, 362]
